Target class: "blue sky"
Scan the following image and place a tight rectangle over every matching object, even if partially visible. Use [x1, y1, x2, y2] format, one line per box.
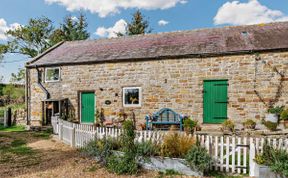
[1, 0, 288, 83]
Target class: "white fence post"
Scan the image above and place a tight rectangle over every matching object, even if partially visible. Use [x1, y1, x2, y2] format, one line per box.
[58, 119, 63, 140]
[71, 124, 75, 147]
[231, 137, 236, 173]
[249, 138, 256, 177]
[225, 137, 230, 172]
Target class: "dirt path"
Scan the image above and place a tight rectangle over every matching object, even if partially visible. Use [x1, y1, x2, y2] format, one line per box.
[0, 131, 163, 178]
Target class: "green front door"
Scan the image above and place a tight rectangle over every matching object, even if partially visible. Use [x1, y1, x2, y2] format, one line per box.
[203, 80, 228, 124]
[81, 92, 95, 123]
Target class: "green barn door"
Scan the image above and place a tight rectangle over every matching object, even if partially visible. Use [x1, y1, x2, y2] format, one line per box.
[81, 92, 95, 123]
[203, 80, 228, 124]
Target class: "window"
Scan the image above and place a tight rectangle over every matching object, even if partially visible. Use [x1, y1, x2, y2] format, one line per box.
[123, 87, 141, 107]
[45, 67, 60, 82]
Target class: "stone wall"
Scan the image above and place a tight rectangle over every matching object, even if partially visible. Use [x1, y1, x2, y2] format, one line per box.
[27, 51, 288, 127]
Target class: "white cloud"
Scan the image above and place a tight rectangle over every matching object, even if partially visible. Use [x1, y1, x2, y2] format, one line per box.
[158, 20, 169, 26]
[71, 16, 78, 22]
[45, 0, 186, 17]
[0, 18, 21, 40]
[95, 19, 127, 38]
[0, 19, 8, 40]
[214, 0, 288, 25]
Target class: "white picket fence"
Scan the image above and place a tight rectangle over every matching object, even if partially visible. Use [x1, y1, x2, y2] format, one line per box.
[52, 116, 171, 148]
[197, 134, 288, 176]
[51, 116, 288, 176]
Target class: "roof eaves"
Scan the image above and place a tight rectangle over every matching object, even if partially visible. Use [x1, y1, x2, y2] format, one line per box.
[25, 41, 65, 67]
[26, 47, 288, 68]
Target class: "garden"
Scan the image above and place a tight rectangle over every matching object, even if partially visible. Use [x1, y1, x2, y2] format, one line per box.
[78, 118, 288, 178]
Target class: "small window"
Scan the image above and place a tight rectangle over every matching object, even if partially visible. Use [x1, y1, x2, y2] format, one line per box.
[123, 87, 141, 107]
[45, 67, 60, 82]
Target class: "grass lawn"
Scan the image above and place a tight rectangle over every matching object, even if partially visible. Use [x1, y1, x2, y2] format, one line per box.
[0, 124, 26, 132]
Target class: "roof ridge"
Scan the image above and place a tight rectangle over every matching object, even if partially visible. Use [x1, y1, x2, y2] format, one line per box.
[64, 21, 288, 44]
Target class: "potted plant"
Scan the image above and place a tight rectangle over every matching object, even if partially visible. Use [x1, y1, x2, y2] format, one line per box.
[280, 109, 288, 129]
[252, 142, 286, 178]
[266, 106, 284, 123]
[183, 117, 197, 134]
[263, 120, 278, 131]
[221, 119, 235, 132]
[242, 119, 256, 130]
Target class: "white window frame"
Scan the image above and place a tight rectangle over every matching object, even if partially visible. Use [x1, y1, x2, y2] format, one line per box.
[45, 67, 61, 83]
[123, 87, 142, 107]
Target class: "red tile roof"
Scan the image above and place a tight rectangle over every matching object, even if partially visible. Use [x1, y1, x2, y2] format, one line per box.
[27, 21, 288, 67]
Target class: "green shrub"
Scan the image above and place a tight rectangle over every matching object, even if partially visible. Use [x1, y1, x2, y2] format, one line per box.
[280, 109, 288, 120]
[269, 149, 288, 177]
[185, 143, 213, 175]
[263, 121, 278, 131]
[242, 119, 256, 129]
[3, 84, 25, 100]
[267, 106, 284, 115]
[107, 120, 139, 175]
[255, 141, 288, 177]
[81, 137, 115, 166]
[183, 118, 197, 133]
[106, 154, 138, 175]
[221, 119, 235, 132]
[136, 141, 160, 158]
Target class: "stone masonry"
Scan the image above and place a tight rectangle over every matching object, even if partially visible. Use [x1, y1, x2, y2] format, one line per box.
[27, 51, 288, 128]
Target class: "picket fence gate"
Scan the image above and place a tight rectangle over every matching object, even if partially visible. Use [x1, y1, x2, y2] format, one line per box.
[51, 116, 288, 177]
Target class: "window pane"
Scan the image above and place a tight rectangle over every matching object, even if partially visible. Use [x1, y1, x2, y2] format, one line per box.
[124, 88, 140, 105]
[46, 68, 60, 81]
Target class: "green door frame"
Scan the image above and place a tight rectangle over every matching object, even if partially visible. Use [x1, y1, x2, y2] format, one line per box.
[203, 79, 228, 124]
[79, 91, 95, 124]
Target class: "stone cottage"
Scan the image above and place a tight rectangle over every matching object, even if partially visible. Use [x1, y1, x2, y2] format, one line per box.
[26, 22, 288, 129]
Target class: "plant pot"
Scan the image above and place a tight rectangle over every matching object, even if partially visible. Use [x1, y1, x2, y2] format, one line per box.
[244, 124, 256, 130]
[221, 127, 234, 133]
[195, 126, 201, 131]
[265, 114, 279, 123]
[253, 163, 282, 178]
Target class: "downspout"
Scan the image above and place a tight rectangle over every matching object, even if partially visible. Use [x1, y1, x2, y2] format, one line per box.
[36, 66, 50, 99]
[25, 68, 29, 125]
[36, 66, 50, 126]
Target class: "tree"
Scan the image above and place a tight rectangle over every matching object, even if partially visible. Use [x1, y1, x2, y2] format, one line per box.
[0, 14, 90, 59]
[127, 10, 151, 36]
[50, 14, 89, 45]
[10, 68, 25, 85]
[2, 17, 54, 58]
[117, 10, 151, 37]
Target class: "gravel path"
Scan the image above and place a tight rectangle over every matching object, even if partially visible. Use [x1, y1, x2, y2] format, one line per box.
[1, 131, 195, 178]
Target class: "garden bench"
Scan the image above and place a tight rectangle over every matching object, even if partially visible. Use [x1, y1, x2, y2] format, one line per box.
[145, 108, 183, 131]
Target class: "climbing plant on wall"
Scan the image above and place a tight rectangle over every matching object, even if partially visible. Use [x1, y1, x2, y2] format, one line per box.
[253, 53, 286, 109]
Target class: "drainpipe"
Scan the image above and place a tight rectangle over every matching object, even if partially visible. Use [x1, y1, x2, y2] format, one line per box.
[36, 66, 50, 126]
[25, 68, 29, 125]
[36, 66, 50, 99]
